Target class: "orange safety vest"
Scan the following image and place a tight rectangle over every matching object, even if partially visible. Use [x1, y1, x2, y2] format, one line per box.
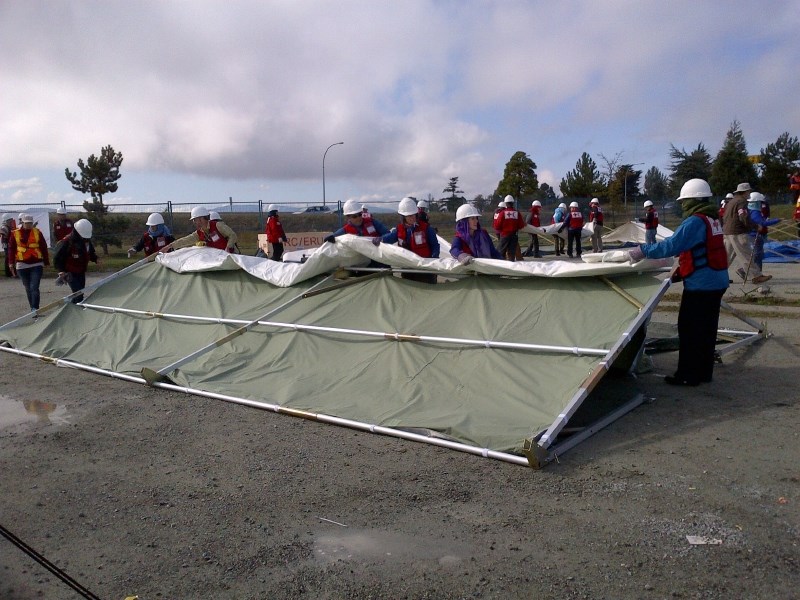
[13, 228, 44, 262]
[677, 215, 727, 278]
[197, 221, 229, 250]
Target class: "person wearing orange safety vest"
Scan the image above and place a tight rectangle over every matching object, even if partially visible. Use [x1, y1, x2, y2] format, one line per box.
[172, 207, 238, 253]
[493, 195, 525, 261]
[558, 201, 585, 258]
[53, 207, 74, 243]
[8, 214, 50, 310]
[627, 179, 728, 387]
[264, 204, 288, 261]
[639, 200, 659, 245]
[378, 197, 440, 284]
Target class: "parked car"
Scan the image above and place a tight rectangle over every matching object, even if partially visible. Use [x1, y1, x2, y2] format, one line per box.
[294, 205, 332, 215]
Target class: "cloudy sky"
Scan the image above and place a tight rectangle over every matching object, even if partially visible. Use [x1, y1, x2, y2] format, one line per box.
[1, 1, 799, 212]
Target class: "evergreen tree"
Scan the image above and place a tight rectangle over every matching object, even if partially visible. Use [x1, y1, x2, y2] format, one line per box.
[64, 145, 129, 254]
[644, 166, 670, 205]
[494, 151, 539, 206]
[559, 152, 605, 198]
[607, 164, 643, 214]
[440, 176, 466, 212]
[709, 120, 757, 196]
[758, 132, 800, 199]
[667, 143, 712, 198]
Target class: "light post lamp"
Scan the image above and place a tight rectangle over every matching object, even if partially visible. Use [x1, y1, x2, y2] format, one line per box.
[623, 162, 645, 219]
[322, 142, 344, 208]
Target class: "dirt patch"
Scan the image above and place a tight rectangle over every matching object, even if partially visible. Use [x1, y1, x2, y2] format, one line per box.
[1, 274, 798, 599]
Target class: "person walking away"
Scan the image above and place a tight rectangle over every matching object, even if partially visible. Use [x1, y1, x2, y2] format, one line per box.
[377, 197, 440, 283]
[588, 198, 604, 252]
[551, 202, 567, 256]
[559, 201, 584, 258]
[8, 214, 49, 310]
[524, 200, 543, 257]
[494, 195, 525, 261]
[719, 193, 732, 225]
[52, 207, 74, 243]
[416, 199, 430, 224]
[127, 213, 175, 258]
[723, 183, 770, 285]
[172, 207, 239, 253]
[627, 178, 728, 386]
[639, 200, 659, 245]
[450, 204, 503, 263]
[1, 213, 16, 278]
[746, 192, 780, 274]
[53, 218, 97, 304]
[264, 204, 288, 261]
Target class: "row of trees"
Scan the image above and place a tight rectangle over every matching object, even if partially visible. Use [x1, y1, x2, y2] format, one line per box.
[439, 121, 799, 216]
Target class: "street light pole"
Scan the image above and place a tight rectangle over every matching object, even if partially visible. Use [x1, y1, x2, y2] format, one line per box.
[623, 162, 645, 220]
[322, 142, 344, 208]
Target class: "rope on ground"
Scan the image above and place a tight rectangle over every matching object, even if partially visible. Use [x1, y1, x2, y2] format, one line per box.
[0, 523, 104, 600]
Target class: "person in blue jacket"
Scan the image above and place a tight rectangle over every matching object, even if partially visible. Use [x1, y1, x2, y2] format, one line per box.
[627, 179, 729, 387]
[450, 204, 503, 263]
[746, 192, 780, 274]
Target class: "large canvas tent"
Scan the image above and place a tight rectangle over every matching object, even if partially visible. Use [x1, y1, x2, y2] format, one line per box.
[0, 238, 762, 467]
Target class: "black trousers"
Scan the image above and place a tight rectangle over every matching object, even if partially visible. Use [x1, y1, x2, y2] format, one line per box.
[269, 242, 284, 262]
[567, 229, 582, 256]
[525, 234, 539, 256]
[676, 288, 725, 384]
[497, 233, 519, 261]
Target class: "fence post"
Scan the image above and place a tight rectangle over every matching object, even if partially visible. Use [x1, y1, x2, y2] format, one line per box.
[167, 201, 173, 230]
[229, 196, 233, 213]
[258, 200, 263, 230]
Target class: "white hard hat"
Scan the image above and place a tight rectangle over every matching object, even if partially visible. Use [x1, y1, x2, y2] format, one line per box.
[569, 201, 579, 208]
[361, 204, 368, 211]
[56, 207, 67, 215]
[342, 199, 361, 216]
[677, 178, 712, 201]
[455, 204, 481, 222]
[146, 213, 164, 226]
[497, 199, 506, 207]
[21, 214, 34, 223]
[209, 211, 221, 221]
[590, 197, 599, 204]
[267, 204, 278, 212]
[1, 213, 11, 223]
[190, 206, 210, 220]
[74, 218, 92, 239]
[532, 200, 542, 207]
[748, 191, 764, 204]
[504, 195, 515, 205]
[558, 202, 566, 209]
[643, 200, 654, 208]
[18, 213, 25, 222]
[417, 199, 429, 209]
[398, 197, 418, 216]
[725, 193, 733, 199]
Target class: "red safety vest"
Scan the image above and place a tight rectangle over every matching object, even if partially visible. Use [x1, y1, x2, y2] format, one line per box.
[568, 209, 584, 229]
[343, 217, 379, 237]
[54, 219, 74, 242]
[64, 240, 92, 273]
[142, 232, 172, 256]
[197, 221, 229, 250]
[529, 207, 541, 227]
[678, 215, 727, 278]
[495, 209, 524, 236]
[396, 221, 432, 258]
[13, 228, 44, 262]
[645, 209, 659, 230]
[589, 206, 603, 225]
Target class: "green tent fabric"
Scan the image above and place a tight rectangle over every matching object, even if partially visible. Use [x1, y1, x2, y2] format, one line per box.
[0, 259, 666, 458]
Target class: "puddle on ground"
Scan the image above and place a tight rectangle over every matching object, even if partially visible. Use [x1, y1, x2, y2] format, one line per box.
[314, 527, 467, 566]
[0, 394, 70, 430]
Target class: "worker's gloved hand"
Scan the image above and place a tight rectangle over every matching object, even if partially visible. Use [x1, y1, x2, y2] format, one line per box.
[127, 248, 135, 258]
[323, 235, 335, 244]
[282, 237, 288, 243]
[627, 246, 645, 262]
[371, 237, 381, 246]
[457, 253, 473, 265]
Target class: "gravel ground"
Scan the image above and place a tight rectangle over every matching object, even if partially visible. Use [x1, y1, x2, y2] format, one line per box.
[0, 264, 798, 600]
